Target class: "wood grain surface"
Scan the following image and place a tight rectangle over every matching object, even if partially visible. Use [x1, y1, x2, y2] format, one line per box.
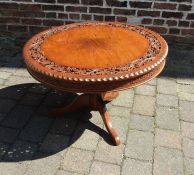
[41, 25, 149, 69]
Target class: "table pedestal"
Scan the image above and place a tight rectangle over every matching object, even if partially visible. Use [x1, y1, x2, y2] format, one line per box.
[51, 91, 121, 146]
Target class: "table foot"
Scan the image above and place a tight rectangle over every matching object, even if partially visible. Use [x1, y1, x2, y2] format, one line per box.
[50, 92, 121, 146]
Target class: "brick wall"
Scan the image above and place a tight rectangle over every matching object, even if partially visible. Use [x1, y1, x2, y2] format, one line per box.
[0, 0, 194, 43]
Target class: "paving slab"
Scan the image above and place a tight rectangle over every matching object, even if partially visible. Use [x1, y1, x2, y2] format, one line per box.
[153, 147, 184, 175]
[39, 133, 69, 154]
[0, 99, 16, 114]
[133, 95, 155, 116]
[135, 84, 156, 96]
[0, 162, 27, 175]
[62, 148, 94, 174]
[155, 128, 181, 149]
[109, 106, 130, 118]
[156, 106, 180, 131]
[184, 157, 194, 175]
[19, 115, 53, 143]
[129, 114, 154, 132]
[0, 127, 19, 144]
[156, 94, 178, 107]
[122, 158, 152, 175]
[179, 100, 194, 122]
[111, 89, 134, 108]
[89, 161, 120, 175]
[2, 105, 36, 129]
[181, 121, 194, 139]
[157, 78, 177, 95]
[25, 153, 61, 175]
[178, 92, 194, 102]
[125, 130, 154, 161]
[0, 142, 10, 160]
[183, 138, 194, 158]
[95, 140, 124, 165]
[3, 140, 38, 161]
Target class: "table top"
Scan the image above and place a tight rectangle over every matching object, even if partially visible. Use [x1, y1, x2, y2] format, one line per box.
[41, 25, 149, 69]
[23, 22, 168, 93]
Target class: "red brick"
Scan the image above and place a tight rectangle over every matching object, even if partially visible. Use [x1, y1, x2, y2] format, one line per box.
[8, 25, 27, 32]
[0, 2, 19, 9]
[187, 13, 194, 20]
[105, 16, 115, 22]
[166, 20, 177, 26]
[93, 15, 104, 21]
[0, 25, 7, 31]
[15, 0, 32, 2]
[169, 0, 192, 2]
[142, 18, 152, 24]
[90, 7, 111, 14]
[190, 22, 194, 28]
[147, 26, 167, 34]
[29, 26, 48, 34]
[169, 28, 180, 34]
[179, 21, 190, 27]
[0, 17, 20, 24]
[46, 12, 56, 18]
[114, 9, 135, 15]
[25, 11, 45, 18]
[43, 19, 64, 26]
[69, 13, 80, 20]
[138, 10, 160, 17]
[65, 21, 76, 24]
[58, 0, 79, 3]
[0, 10, 45, 18]
[106, 0, 127, 7]
[21, 18, 42, 25]
[162, 11, 183, 18]
[81, 14, 92, 20]
[42, 5, 64, 11]
[20, 4, 42, 11]
[178, 4, 192, 11]
[116, 16, 127, 22]
[130, 2, 152, 8]
[35, 0, 56, 3]
[181, 29, 194, 35]
[66, 6, 87, 13]
[58, 13, 68, 19]
[153, 19, 165, 25]
[82, 0, 103, 6]
[154, 3, 177, 10]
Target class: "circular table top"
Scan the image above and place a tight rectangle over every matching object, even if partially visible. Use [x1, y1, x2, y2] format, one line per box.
[23, 22, 168, 92]
[41, 25, 149, 69]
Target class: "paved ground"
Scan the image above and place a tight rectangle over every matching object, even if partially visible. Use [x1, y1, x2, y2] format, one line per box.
[0, 37, 194, 175]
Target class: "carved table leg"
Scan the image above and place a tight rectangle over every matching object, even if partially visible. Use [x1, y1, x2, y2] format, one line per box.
[50, 92, 121, 146]
[97, 102, 121, 146]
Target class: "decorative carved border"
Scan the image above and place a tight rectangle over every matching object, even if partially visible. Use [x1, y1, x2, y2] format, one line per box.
[28, 58, 166, 93]
[23, 22, 168, 82]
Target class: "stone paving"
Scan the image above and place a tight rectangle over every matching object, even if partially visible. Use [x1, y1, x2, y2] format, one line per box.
[0, 37, 194, 175]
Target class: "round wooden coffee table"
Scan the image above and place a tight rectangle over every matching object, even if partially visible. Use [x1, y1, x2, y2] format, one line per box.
[23, 22, 168, 146]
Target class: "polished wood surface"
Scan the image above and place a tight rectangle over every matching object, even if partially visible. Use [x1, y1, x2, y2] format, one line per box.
[41, 25, 149, 69]
[51, 93, 121, 145]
